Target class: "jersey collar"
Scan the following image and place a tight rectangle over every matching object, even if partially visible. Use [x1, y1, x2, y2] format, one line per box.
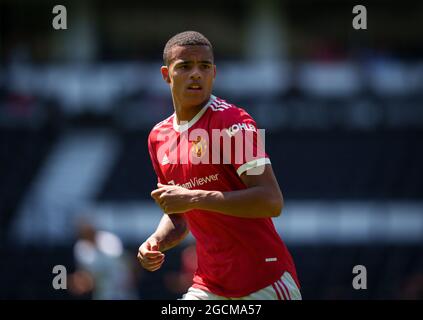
[173, 95, 216, 132]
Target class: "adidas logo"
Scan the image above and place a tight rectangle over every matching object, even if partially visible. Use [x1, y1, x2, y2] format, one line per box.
[161, 154, 170, 165]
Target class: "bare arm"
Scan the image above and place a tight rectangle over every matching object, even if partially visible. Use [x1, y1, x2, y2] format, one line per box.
[152, 164, 284, 219]
[192, 165, 283, 218]
[137, 213, 189, 272]
[150, 213, 189, 252]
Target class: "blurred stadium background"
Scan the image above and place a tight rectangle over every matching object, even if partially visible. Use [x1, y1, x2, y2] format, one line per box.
[0, 0, 422, 299]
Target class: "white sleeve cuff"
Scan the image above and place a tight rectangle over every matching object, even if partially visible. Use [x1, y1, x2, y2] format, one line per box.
[236, 157, 271, 176]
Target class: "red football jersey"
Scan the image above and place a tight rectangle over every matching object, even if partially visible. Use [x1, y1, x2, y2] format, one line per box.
[148, 95, 299, 297]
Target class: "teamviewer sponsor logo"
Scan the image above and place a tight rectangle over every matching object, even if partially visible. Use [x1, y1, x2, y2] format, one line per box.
[168, 174, 219, 189]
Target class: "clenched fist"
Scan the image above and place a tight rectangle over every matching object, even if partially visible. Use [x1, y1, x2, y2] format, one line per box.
[137, 237, 165, 272]
[151, 183, 199, 214]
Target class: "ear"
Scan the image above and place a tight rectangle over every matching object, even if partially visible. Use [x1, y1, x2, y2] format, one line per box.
[213, 65, 217, 80]
[161, 66, 171, 84]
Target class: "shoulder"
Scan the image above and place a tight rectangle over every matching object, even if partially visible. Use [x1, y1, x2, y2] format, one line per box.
[148, 114, 174, 142]
[208, 96, 256, 128]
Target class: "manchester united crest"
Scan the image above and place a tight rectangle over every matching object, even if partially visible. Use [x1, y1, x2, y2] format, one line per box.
[191, 136, 207, 158]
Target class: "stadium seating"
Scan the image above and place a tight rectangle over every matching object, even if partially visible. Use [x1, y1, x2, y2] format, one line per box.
[0, 128, 57, 239]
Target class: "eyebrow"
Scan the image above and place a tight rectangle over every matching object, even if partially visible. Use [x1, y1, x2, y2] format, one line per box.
[175, 60, 213, 66]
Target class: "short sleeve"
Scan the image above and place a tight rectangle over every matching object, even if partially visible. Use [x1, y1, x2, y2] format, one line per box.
[215, 107, 270, 176]
[148, 131, 167, 184]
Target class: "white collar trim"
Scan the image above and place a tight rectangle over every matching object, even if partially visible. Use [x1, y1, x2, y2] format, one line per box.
[173, 95, 216, 132]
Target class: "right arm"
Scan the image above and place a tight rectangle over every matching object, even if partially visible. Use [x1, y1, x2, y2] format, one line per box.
[150, 213, 189, 252]
[142, 133, 189, 271]
[137, 214, 189, 272]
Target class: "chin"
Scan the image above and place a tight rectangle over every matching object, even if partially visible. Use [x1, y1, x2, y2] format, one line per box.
[184, 93, 208, 106]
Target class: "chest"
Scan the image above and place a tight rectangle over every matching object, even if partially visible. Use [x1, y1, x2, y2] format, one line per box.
[156, 130, 226, 188]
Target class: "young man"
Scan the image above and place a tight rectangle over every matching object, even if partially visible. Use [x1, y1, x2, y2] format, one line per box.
[137, 31, 301, 300]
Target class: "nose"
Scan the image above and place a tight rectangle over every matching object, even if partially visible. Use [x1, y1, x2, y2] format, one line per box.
[190, 66, 201, 80]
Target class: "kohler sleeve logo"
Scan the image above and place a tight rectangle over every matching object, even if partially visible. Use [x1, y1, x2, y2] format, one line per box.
[226, 122, 257, 137]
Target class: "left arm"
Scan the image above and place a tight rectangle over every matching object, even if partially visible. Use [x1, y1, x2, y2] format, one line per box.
[151, 164, 283, 218]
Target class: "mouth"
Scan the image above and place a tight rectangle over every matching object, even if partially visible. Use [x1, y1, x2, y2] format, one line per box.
[187, 84, 203, 91]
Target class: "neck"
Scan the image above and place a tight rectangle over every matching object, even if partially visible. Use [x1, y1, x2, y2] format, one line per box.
[173, 96, 211, 124]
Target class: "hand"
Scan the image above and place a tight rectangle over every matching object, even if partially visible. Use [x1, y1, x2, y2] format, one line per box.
[137, 237, 165, 272]
[151, 183, 197, 214]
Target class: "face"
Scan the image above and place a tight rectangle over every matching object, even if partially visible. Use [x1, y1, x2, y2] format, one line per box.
[161, 45, 216, 110]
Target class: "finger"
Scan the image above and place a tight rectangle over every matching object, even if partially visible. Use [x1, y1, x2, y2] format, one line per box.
[144, 251, 164, 258]
[139, 242, 154, 254]
[140, 237, 160, 251]
[140, 247, 162, 256]
[144, 255, 165, 265]
[143, 257, 165, 270]
[142, 257, 165, 269]
[151, 188, 166, 199]
[151, 193, 161, 201]
[149, 265, 163, 272]
[138, 257, 164, 270]
[137, 253, 143, 263]
[139, 253, 164, 264]
[138, 244, 150, 256]
[146, 254, 165, 262]
[148, 260, 165, 272]
[159, 192, 169, 199]
[139, 250, 161, 260]
[137, 251, 148, 263]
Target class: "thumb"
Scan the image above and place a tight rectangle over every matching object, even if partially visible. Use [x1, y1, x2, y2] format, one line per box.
[157, 183, 165, 188]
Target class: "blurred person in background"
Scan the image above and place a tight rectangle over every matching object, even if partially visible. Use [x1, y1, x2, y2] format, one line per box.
[398, 272, 423, 300]
[68, 219, 140, 300]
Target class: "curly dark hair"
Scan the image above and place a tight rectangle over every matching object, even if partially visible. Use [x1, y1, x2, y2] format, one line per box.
[163, 31, 213, 66]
